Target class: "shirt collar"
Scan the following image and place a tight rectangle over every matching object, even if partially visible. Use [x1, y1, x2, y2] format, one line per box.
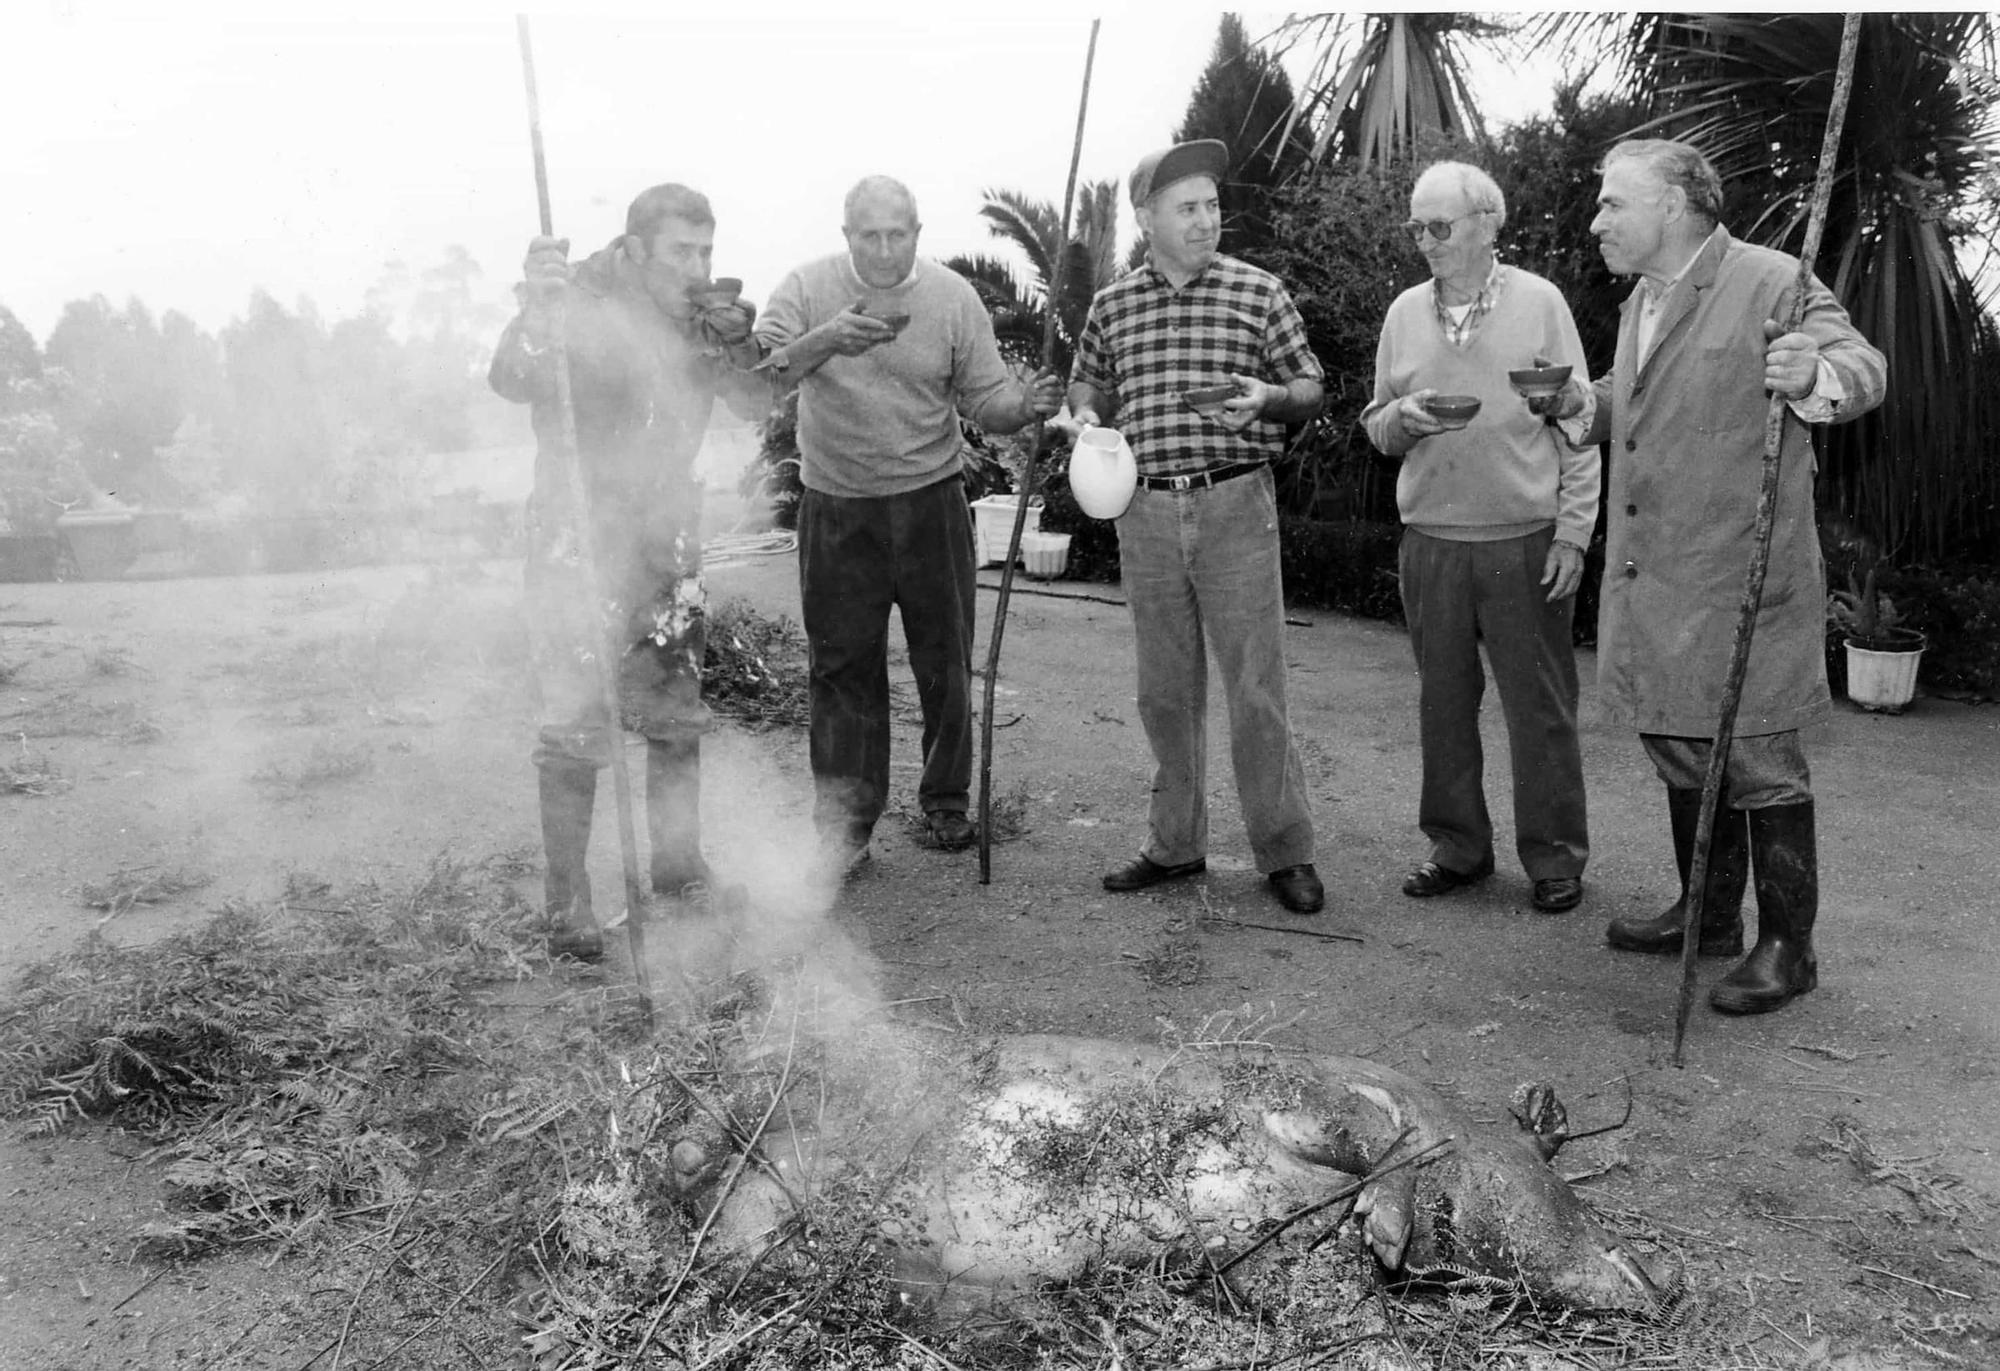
[1432, 256, 1503, 312]
[1643, 227, 1722, 307]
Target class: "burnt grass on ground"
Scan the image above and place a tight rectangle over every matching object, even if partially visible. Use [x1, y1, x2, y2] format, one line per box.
[0, 862, 1828, 1371]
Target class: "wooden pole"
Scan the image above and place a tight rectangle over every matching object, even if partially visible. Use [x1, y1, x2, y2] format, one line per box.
[1672, 13, 1863, 1064]
[979, 18, 1101, 883]
[516, 15, 654, 1026]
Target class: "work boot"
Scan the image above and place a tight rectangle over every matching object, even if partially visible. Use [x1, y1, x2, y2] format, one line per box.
[646, 737, 713, 898]
[539, 759, 602, 961]
[1711, 801, 1820, 1015]
[1607, 788, 1747, 957]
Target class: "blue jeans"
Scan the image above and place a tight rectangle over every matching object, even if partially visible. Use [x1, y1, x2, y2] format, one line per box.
[1398, 527, 1588, 879]
[1115, 466, 1314, 873]
[798, 472, 977, 842]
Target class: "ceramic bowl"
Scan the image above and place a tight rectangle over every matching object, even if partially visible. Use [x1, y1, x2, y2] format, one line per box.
[856, 303, 912, 335]
[688, 276, 743, 310]
[1423, 394, 1482, 427]
[1182, 383, 1240, 417]
[1507, 364, 1573, 398]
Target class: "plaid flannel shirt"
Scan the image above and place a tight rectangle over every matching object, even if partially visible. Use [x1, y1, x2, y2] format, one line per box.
[1072, 254, 1323, 480]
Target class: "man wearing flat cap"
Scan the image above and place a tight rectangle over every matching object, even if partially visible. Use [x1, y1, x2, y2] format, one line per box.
[1067, 140, 1328, 915]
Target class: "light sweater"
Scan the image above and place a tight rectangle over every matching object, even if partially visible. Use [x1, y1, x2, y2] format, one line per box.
[756, 255, 1017, 499]
[1361, 265, 1599, 547]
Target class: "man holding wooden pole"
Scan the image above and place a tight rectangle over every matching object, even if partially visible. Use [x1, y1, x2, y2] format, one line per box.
[754, 177, 1062, 880]
[1543, 138, 1885, 1015]
[489, 184, 768, 959]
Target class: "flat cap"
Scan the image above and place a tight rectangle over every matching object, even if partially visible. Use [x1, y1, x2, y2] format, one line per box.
[1129, 139, 1228, 208]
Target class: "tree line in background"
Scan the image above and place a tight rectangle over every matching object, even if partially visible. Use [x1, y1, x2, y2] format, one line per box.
[0, 247, 518, 536]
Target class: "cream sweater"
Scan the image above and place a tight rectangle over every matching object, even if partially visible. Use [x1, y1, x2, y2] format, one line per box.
[1361, 265, 1599, 547]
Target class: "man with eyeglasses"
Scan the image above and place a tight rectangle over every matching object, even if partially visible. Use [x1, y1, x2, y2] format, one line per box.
[1362, 161, 1599, 917]
[1538, 138, 1884, 1016]
[1066, 140, 1327, 916]
[490, 183, 769, 959]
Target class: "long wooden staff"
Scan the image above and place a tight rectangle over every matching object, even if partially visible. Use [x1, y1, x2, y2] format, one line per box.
[516, 15, 654, 1026]
[979, 18, 1101, 883]
[1673, 13, 1863, 1064]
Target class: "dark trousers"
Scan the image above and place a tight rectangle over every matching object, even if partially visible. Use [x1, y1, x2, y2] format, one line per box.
[1399, 526, 1589, 879]
[798, 472, 977, 841]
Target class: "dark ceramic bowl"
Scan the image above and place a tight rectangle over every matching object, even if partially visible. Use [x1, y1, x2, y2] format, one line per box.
[1423, 394, 1482, 427]
[1507, 364, 1573, 398]
[688, 276, 743, 310]
[856, 303, 911, 334]
[1182, 383, 1240, 416]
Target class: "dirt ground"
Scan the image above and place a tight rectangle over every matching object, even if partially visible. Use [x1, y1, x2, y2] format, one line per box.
[1, 509, 1995, 1369]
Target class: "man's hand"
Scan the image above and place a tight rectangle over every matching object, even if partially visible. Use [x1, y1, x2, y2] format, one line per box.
[1048, 407, 1094, 438]
[521, 235, 570, 341]
[700, 298, 758, 347]
[1542, 541, 1585, 602]
[1763, 319, 1820, 401]
[810, 305, 898, 358]
[1022, 368, 1064, 421]
[1523, 353, 1585, 419]
[1396, 388, 1449, 438]
[1215, 375, 1277, 432]
[523, 236, 570, 305]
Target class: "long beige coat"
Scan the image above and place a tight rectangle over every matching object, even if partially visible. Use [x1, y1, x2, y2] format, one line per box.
[1580, 229, 1887, 737]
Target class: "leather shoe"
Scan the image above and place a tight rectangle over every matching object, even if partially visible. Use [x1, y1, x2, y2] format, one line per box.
[1401, 855, 1494, 898]
[1103, 854, 1206, 892]
[1267, 864, 1325, 915]
[924, 810, 977, 852]
[1531, 877, 1583, 913]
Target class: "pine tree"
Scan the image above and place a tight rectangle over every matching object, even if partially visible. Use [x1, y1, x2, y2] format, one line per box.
[1173, 14, 1311, 265]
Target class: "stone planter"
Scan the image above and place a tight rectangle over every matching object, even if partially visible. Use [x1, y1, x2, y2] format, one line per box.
[1844, 628, 1927, 713]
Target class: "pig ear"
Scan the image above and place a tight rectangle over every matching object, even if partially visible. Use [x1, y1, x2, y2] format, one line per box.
[1355, 1180, 1411, 1270]
[1508, 1082, 1571, 1161]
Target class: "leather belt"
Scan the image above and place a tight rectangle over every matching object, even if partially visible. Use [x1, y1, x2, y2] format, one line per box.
[1136, 461, 1266, 492]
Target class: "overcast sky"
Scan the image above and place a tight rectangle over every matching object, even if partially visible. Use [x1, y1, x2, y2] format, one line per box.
[4, 2, 1567, 344]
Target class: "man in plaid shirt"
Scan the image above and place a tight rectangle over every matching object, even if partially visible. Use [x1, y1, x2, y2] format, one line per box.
[1067, 140, 1327, 915]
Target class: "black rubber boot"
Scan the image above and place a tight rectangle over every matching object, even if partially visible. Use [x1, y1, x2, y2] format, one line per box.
[1606, 788, 1748, 957]
[1711, 801, 1819, 1015]
[646, 737, 712, 898]
[539, 759, 602, 960]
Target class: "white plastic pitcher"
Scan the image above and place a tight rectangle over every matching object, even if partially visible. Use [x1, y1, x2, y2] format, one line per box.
[1070, 426, 1138, 520]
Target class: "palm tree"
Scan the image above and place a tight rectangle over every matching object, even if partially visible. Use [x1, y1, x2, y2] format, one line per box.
[1266, 13, 1509, 168]
[943, 179, 1122, 377]
[1553, 13, 2000, 563]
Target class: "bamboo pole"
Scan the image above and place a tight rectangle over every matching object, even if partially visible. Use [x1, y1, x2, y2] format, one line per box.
[515, 16, 654, 1026]
[1672, 13, 1863, 1064]
[979, 18, 1101, 883]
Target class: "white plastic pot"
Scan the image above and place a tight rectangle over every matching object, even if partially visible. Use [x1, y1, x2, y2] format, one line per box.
[1069, 426, 1138, 521]
[970, 495, 1041, 567]
[1019, 530, 1072, 579]
[1844, 629, 1926, 714]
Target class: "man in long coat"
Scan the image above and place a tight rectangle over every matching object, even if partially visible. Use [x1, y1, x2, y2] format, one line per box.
[1549, 138, 1886, 1015]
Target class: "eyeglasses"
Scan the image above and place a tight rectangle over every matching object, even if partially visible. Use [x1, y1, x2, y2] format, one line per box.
[1401, 211, 1489, 243]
